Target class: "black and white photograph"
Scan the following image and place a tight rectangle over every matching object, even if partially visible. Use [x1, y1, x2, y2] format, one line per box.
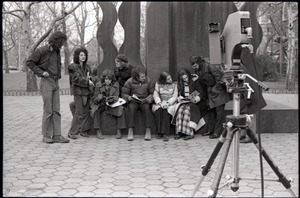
[2, 1, 298, 197]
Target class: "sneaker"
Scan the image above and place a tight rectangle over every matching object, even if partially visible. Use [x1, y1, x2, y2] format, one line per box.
[52, 135, 70, 143]
[163, 134, 169, 142]
[43, 136, 54, 144]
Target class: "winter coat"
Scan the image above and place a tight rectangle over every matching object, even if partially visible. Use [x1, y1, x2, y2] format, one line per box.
[114, 64, 135, 88]
[91, 81, 124, 117]
[207, 64, 231, 108]
[152, 82, 178, 113]
[68, 63, 92, 96]
[122, 76, 155, 103]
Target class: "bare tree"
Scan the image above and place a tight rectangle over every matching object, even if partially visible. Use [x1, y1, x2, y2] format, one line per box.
[92, 2, 102, 65]
[3, 2, 83, 91]
[2, 4, 18, 73]
[71, 2, 96, 47]
[283, 2, 298, 91]
[257, 2, 298, 89]
[61, 2, 70, 74]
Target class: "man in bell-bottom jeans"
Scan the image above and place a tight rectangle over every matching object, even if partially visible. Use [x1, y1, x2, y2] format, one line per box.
[26, 31, 69, 144]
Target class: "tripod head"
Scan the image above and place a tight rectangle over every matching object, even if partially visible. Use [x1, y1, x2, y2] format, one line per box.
[224, 70, 269, 96]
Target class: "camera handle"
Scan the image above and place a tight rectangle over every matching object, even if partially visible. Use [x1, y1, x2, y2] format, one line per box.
[238, 73, 269, 91]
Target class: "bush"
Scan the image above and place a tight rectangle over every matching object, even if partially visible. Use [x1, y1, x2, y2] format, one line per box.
[256, 55, 280, 81]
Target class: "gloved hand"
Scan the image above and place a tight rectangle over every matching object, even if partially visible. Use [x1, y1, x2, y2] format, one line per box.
[216, 81, 226, 91]
[94, 97, 100, 104]
[94, 94, 103, 104]
[106, 96, 115, 104]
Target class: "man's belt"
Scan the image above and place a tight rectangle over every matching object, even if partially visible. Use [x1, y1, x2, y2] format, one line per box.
[48, 75, 59, 81]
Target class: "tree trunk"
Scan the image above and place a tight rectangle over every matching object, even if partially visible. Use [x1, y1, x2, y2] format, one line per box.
[95, 3, 101, 65]
[23, 2, 38, 91]
[62, 2, 70, 74]
[4, 50, 10, 73]
[26, 70, 38, 91]
[285, 2, 296, 91]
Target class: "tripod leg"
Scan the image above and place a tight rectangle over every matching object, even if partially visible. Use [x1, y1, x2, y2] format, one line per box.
[230, 129, 241, 192]
[191, 128, 227, 197]
[246, 129, 297, 197]
[208, 127, 239, 197]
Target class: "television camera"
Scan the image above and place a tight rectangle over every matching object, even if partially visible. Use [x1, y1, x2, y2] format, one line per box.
[192, 11, 296, 198]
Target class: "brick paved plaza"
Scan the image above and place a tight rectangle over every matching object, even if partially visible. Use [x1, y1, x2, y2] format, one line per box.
[2, 95, 299, 197]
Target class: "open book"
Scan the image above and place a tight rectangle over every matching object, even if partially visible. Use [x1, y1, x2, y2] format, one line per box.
[106, 98, 126, 108]
[189, 90, 200, 99]
[132, 94, 143, 103]
[180, 90, 200, 103]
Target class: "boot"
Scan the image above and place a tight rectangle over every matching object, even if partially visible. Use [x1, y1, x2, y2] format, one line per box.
[116, 129, 122, 139]
[144, 128, 151, 141]
[96, 130, 104, 139]
[127, 127, 134, 141]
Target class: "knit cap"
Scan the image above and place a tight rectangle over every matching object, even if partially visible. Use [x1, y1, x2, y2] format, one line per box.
[116, 54, 128, 63]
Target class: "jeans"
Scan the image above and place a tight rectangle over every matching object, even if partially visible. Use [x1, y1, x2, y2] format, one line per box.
[40, 77, 61, 137]
[127, 101, 152, 128]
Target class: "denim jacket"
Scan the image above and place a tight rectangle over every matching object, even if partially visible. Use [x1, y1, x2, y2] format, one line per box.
[26, 45, 62, 78]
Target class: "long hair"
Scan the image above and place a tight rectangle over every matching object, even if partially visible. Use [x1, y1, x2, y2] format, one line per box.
[73, 47, 88, 64]
[48, 31, 67, 50]
[189, 55, 204, 67]
[177, 68, 192, 93]
[157, 71, 171, 85]
[100, 69, 116, 84]
[131, 67, 146, 81]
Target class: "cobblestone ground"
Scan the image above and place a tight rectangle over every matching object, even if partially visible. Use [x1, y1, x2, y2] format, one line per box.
[3, 95, 299, 197]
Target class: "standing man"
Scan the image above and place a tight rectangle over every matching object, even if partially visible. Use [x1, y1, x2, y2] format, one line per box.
[114, 54, 135, 96]
[189, 55, 231, 139]
[189, 55, 215, 135]
[26, 31, 69, 144]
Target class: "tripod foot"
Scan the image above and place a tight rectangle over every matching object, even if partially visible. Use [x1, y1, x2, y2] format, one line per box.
[207, 189, 214, 197]
[231, 186, 239, 192]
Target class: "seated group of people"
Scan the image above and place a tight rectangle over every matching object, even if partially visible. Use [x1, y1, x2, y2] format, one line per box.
[67, 47, 233, 142]
[26, 31, 259, 145]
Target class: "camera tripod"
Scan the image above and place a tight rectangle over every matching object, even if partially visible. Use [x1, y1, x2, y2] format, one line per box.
[191, 91, 297, 197]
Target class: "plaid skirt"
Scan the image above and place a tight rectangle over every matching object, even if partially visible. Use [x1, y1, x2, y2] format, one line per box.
[175, 104, 193, 136]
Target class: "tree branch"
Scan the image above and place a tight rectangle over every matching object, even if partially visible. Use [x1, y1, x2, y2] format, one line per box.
[3, 11, 23, 21]
[30, 2, 83, 52]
